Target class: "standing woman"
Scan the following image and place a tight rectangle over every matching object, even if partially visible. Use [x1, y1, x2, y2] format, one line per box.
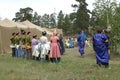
[49, 32, 61, 63]
[31, 34, 39, 60]
[39, 31, 49, 62]
[77, 30, 87, 56]
[93, 27, 109, 68]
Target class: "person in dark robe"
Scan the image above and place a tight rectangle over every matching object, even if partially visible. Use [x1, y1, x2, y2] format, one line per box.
[58, 34, 65, 55]
[77, 30, 87, 56]
[93, 27, 110, 68]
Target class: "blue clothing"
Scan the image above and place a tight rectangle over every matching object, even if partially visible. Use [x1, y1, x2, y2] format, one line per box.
[15, 46, 24, 58]
[59, 36, 65, 55]
[77, 32, 87, 55]
[68, 40, 74, 48]
[93, 33, 109, 64]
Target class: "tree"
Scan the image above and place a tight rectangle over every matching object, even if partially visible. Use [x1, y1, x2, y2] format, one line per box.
[73, 0, 90, 33]
[110, 3, 120, 54]
[57, 10, 65, 29]
[63, 14, 72, 35]
[32, 12, 42, 26]
[41, 14, 50, 27]
[12, 7, 33, 22]
[93, 0, 120, 54]
[49, 13, 56, 28]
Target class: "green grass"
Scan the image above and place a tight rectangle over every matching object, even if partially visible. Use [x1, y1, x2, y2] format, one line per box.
[0, 47, 120, 80]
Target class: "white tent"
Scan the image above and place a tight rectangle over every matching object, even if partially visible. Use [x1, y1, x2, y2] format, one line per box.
[0, 19, 19, 53]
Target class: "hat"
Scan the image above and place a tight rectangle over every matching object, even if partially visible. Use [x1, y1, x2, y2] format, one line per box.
[16, 32, 19, 35]
[42, 31, 46, 36]
[12, 32, 15, 36]
[33, 34, 37, 38]
[27, 31, 31, 35]
[22, 31, 26, 35]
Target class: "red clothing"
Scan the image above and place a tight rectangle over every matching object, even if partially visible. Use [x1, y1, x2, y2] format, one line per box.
[49, 36, 61, 58]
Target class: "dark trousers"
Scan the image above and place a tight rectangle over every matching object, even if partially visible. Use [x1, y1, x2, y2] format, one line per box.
[50, 58, 61, 63]
[12, 48, 16, 57]
[26, 49, 32, 59]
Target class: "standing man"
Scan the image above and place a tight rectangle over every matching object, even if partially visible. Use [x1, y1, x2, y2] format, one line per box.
[77, 30, 87, 57]
[10, 32, 16, 57]
[15, 32, 21, 57]
[93, 27, 110, 68]
[25, 32, 32, 59]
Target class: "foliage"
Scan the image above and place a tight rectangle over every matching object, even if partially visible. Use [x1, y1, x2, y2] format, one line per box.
[12, 7, 33, 22]
[57, 10, 65, 29]
[32, 12, 42, 26]
[41, 14, 50, 27]
[49, 13, 56, 28]
[92, 0, 116, 28]
[73, 0, 90, 33]
[63, 14, 73, 36]
[110, 4, 120, 54]
[92, 0, 120, 54]
[12, 7, 56, 28]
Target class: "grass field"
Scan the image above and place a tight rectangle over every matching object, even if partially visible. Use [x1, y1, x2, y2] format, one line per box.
[0, 46, 120, 80]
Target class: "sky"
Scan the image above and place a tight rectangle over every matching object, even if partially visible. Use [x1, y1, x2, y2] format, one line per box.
[0, 0, 95, 20]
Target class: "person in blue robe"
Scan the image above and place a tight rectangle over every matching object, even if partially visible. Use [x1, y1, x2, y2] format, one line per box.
[93, 28, 109, 68]
[77, 30, 87, 56]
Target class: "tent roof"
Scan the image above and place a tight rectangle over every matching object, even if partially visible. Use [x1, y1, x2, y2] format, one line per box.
[15, 22, 28, 29]
[21, 20, 53, 35]
[0, 18, 16, 28]
[0, 18, 29, 29]
[21, 20, 38, 29]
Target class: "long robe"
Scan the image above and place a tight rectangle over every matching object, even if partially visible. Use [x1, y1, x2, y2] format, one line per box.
[77, 32, 87, 55]
[49, 36, 61, 58]
[93, 33, 109, 64]
[39, 36, 49, 58]
[32, 38, 39, 57]
[59, 36, 65, 55]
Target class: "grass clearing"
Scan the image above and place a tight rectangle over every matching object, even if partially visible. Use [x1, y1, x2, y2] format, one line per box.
[0, 46, 120, 80]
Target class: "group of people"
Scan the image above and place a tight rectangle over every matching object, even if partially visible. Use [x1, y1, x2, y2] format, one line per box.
[10, 30, 65, 63]
[77, 28, 110, 68]
[10, 27, 110, 68]
[65, 37, 74, 48]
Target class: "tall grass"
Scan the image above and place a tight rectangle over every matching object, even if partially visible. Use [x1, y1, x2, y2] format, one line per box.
[0, 47, 120, 80]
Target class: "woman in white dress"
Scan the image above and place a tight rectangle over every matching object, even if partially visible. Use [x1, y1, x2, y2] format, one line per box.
[39, 31, 49, 62]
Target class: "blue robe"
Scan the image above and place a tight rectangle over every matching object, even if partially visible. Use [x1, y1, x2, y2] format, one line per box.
[93, 33, 109, 64]
[77, 32, 87, 55]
